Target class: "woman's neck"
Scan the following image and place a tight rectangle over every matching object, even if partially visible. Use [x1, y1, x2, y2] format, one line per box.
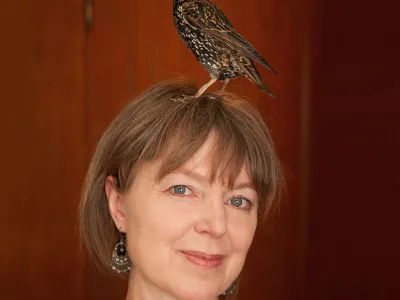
[126, 268, 220, 300]
[126, 269, 179, 300]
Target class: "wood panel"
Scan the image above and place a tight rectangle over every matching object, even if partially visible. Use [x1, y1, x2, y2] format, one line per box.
[0, 1, 86, 299]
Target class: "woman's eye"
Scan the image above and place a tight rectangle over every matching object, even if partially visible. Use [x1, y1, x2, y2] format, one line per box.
[228, 197, 251, 209]
[171, 185, 192, 195]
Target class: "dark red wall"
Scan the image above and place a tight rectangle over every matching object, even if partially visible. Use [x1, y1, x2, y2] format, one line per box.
[306, 0, 400, 298]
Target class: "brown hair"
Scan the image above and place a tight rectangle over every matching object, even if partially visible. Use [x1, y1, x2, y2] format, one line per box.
[79, 81, 282, 299]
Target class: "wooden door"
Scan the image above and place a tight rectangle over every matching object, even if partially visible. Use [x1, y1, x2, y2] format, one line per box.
[0, 1, 86, 299]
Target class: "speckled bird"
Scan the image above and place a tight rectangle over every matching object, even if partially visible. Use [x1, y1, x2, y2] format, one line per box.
[173, 0, 277, 97]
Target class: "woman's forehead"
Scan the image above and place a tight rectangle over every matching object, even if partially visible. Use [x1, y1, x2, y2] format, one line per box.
[168, 163, 251, 186]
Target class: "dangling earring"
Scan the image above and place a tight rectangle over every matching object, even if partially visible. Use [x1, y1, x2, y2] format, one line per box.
[223, 279, 237, 296]
[111, 229, 132, 274]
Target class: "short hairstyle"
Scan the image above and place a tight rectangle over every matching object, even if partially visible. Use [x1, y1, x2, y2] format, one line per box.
[79, 81, 282, 280]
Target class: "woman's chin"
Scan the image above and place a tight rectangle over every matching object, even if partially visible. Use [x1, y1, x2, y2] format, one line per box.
[171, 284, 221, 300]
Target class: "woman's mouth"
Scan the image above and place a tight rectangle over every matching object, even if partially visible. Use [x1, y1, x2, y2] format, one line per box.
[181, 250, 225, 268]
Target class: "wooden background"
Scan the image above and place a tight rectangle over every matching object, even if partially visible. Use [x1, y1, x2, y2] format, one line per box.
[0, 0, 399, 299]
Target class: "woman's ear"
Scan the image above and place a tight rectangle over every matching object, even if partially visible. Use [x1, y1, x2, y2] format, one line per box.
[105, 175, 127, 232]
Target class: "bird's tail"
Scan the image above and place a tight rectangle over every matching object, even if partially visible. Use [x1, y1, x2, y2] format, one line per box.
[241, 59, 275, 98]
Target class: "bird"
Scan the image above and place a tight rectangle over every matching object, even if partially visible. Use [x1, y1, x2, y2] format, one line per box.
[173, 0, 277, 98]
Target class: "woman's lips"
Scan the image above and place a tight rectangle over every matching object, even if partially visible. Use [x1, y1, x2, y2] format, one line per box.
[181, 250, 225, 268]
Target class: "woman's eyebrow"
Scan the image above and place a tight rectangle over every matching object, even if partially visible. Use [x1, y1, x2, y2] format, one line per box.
[232, 182, 256, 191]
[170, 168, 209, 185]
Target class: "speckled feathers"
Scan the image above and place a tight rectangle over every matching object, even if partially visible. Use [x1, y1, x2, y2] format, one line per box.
[173, 0, 276, 97]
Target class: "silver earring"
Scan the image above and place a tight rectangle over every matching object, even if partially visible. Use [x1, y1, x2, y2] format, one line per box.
[111, 230, 132, 274]
[223, 280, 237, 296]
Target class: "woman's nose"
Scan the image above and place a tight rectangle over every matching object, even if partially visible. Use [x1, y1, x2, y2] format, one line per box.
[194, 197, 227, 238]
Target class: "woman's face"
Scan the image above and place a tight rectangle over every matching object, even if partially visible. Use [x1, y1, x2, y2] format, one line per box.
[109, 135, 258, 299]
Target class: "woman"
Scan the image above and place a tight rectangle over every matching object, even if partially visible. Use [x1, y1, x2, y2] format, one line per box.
[79, 81, 282, 300]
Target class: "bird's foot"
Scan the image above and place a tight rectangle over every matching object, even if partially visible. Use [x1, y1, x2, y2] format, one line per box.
[195, 78, 217, 97]
[220, 79, 230, 92]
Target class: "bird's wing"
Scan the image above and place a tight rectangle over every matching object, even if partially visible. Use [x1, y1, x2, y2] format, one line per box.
[240, 57, 275, 97]
[181, 1, 277, 74]
[213, 4, 233, 28]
